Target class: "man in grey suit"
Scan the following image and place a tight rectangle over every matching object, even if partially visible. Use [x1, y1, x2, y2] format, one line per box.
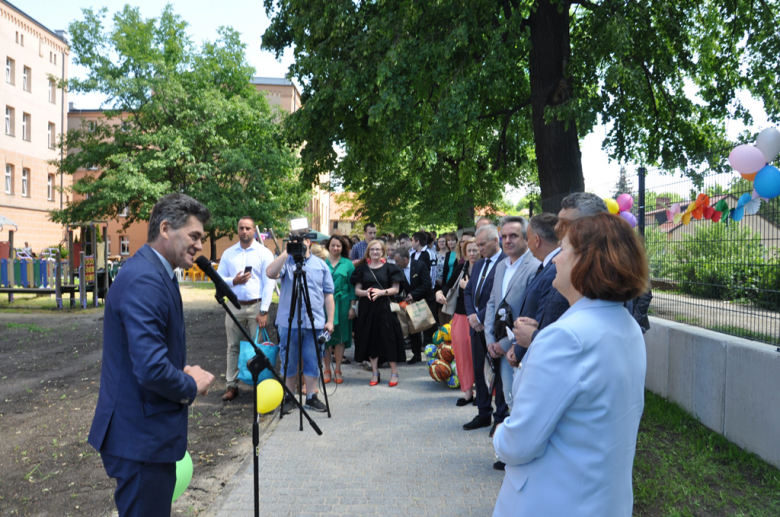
[484, 216, 541, 415]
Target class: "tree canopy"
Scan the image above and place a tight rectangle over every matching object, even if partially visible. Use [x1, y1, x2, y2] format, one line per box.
[52, 5, 308, 258]
[262, 0, 780, 221]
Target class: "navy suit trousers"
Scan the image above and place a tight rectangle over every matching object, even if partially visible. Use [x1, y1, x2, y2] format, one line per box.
[471, 330, 507, 422]
[101, 452, 176, 517]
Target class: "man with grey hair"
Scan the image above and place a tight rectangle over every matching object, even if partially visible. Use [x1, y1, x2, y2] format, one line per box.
[558, 191, 609, 220]
[89, 193, 215, 516]
[484, 216, 540, 431]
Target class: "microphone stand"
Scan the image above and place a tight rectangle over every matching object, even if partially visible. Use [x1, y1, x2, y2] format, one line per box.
[213, 291, 322, 517]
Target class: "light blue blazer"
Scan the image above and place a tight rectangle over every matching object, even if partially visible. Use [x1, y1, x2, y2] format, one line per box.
[492, 298, 646, 517]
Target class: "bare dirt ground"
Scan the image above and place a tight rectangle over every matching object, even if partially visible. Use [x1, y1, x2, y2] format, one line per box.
[0, 285, 276, 516]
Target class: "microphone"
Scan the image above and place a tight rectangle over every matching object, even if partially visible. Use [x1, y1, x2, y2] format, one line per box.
[195, 256, 241, 310]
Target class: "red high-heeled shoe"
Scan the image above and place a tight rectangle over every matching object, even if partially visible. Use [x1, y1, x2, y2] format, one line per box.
[389, 373, 399, 387]
[369, 372, 380, 386]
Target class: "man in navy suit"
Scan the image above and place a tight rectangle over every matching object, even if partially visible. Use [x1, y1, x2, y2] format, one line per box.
[88, 193, 215, 516]
[507, 213, 564, 366]
[462, 224, 507, 431]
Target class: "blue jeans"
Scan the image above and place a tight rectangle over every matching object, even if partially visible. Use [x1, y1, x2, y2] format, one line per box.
[500, 354, 517, 413]
[278, 326, 322, 378]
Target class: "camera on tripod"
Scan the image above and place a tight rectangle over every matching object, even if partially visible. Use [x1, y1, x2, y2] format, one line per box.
[287, 232, 318, 261]
[287, 217, 317, 262]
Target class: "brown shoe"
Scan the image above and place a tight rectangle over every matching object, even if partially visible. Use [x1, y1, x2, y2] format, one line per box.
[222, 386, 239, 401]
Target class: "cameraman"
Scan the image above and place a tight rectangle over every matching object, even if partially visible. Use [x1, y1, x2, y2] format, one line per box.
[266, 232, 335, 414]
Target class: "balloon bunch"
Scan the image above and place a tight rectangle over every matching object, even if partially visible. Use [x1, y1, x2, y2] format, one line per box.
[665, 194, 722, 225]
[604, 193, 637, 227]
[728, 127, 780, 198]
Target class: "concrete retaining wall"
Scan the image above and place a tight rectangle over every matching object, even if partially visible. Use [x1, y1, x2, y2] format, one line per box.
[644, 317, 780, 469]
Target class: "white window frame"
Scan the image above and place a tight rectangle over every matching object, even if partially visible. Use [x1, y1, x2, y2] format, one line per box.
[22, 66, 29, 91]
[49, 80, 56, 103]
[21, 113, 29, 141]
[5, 106, 14, 136]
[5, 165, 12, 195]
[47, 174, 54, 201]
[5, 58, 13, 84]
[47, 122, 55, 149]
[120, 236, 130, 256]
[21, 168, 28, 197]
[119, 205, 129, 217]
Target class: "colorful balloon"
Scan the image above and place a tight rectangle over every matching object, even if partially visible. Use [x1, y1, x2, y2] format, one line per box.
[753, 165, 780, 199]
[728, 145, 767, 175]
[604, 198, 620, 214]
[741, 171, 758, 181]
[618, 211, 637, 228]
[173, 451, 193, 502]
[616, 193, 634, 212]
[756, 127, 780, 163]
[256, 379, 284, 414]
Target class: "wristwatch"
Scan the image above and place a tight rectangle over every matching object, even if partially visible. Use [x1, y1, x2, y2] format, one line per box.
[260, 310, 268, 316]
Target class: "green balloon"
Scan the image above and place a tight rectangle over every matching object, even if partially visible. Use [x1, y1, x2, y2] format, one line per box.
[172, 451, 193, 502]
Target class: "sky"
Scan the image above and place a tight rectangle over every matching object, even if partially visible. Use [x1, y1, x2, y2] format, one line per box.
[25, 0, 774, 204]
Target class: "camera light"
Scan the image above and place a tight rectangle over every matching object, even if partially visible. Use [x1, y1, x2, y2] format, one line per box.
[290, 218, 309, 231]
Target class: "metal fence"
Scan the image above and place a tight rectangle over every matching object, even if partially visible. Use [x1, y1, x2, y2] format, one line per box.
[540, 168, 780, 346]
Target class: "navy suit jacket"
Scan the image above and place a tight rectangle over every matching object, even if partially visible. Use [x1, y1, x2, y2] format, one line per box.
[88, 244, 197, 464]
[514, 255, 562, 361]
[463, 252, 507, 336]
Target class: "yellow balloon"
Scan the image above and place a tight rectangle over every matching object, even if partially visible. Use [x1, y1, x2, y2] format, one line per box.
[256, 379, 284, 414]
[604, 198, 620, 214]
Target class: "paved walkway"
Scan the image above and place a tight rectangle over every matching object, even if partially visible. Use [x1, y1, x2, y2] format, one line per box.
[213, 349, 503, 516]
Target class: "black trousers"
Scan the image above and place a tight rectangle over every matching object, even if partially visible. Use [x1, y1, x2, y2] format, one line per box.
[471, 330, 507, 423]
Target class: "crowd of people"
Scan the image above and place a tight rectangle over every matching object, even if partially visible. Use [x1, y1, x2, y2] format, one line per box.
[88, 190, 653, 516]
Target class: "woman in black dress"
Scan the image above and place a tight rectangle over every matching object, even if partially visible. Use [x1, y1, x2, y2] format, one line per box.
[350, 240, 406, 387]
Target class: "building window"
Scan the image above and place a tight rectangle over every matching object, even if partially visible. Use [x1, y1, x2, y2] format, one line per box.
[53, 54, 56, 65]
[49, 51, 52, 63]
[5, 165, 13, 195]
[88, 121, 96, 132]
[106, 237, 111, 255]
[20, 34, 24, 46]
[5, 57, 14, 84]
[5, 106, 14, 136]
[47, 174, 55, 201]
[15, 32, 19, 44]
[120, 236, 130, 256]
[22, 113, 30, 141]
[49, 80, 56, 103]
[22, 66, 30, 91]
[48, 122, 55, 148]
[119, 205, 129, 217]
[332, 221, 338, 230]
[21, 168, 29, 197]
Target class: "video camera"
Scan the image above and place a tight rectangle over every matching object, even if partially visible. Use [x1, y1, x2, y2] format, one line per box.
[286, 232, 318, 262]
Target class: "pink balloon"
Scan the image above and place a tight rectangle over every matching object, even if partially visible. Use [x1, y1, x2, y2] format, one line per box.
[729, 145, 767, 175]
[619, 211, 637, 228]
[616, 193, 634, 212]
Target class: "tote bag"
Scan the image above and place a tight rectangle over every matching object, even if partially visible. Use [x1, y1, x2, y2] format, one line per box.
[442, 267, 466, 316]
[406, 299, 436, 333]
[238, 328, 279, 385]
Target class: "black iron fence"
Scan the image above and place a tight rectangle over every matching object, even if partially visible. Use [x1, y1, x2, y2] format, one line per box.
[539, 168, 780, 346]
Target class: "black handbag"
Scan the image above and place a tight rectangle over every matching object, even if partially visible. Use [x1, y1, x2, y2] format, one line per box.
[493, 299, 514, 341]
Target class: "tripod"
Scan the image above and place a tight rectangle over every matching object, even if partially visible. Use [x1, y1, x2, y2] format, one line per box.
[213, 292, 322, 517]
[280, 257, 332, 430]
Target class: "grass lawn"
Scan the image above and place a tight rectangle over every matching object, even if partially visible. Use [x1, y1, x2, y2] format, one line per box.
[0, 292, 102, 312]
[634, 391, 780, 516]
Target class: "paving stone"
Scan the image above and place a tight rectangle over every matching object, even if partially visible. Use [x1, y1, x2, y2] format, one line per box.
[215, 348, 503, 515]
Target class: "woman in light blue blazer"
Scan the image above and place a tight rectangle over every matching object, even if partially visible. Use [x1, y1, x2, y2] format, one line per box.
[493, 212, 649, 517]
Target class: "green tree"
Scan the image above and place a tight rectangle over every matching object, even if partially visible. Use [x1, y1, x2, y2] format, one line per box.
[52, 5, 308, 259]
[262, 0, 779, 217]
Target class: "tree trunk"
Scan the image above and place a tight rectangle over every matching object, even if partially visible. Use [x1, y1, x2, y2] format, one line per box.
[209, 231, 218, 262]
[528, 0, 585, 214]
[456, 189, 475, 229]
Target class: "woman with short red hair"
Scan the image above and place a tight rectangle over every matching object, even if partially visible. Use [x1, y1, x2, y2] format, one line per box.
[492, 213, 649, 517]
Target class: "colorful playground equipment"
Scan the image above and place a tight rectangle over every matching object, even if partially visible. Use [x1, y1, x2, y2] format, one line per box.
[0, 221, 112, 309]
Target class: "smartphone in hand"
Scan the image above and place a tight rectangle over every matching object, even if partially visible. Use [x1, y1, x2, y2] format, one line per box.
[244, 266, 252, 274]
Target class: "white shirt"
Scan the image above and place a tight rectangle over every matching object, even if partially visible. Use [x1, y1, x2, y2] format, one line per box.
[502, 249, 531, 299]
[402, 264, 411, 285]
[543, 247, 561, 268]
[217, 240, 275, 311]
[150, 247, 174, 279]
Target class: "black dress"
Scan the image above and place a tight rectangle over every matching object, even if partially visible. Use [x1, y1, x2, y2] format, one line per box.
[350, 263, 407, 363]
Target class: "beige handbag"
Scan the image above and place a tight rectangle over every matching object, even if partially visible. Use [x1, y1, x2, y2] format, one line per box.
[442, 266, 466, 316]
